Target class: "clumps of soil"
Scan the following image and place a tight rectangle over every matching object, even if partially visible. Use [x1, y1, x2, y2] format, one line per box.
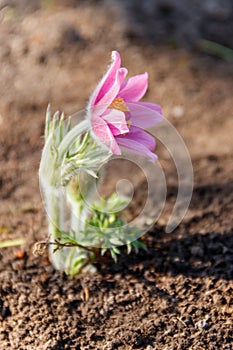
[0, 219, 232, 349]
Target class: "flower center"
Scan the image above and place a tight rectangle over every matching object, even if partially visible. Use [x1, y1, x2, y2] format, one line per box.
[109, 97, 129, 112]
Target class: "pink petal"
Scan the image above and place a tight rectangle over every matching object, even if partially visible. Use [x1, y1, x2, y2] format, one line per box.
[90, 68, 128, 117]
[116, 136, 158, 162]
[127, 102, 163, 129]
[119, 72, 148, 102]
[91, 116, 121, 155]
[90, 51, 121, 106]
[122, 126, 156, 151]
[96, 67, 128, 111]
[102, 109, 129, 136]
[137, 101, 163, 115]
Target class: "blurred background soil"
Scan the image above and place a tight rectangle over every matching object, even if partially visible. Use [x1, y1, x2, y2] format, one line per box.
[0, 1, 232, 349]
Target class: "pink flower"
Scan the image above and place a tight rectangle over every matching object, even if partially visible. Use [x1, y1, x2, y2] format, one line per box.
[88, 51, 163, 161]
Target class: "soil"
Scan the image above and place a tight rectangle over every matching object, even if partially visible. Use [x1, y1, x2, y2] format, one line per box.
[0, 2, 233, 350]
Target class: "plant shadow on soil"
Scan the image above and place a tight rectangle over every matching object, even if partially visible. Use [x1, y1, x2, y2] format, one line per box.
[99, 179, 233, 282]
[102, 230, 233, 282]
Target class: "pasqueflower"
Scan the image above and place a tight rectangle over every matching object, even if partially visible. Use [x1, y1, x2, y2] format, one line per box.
[87, 50, 163, 161]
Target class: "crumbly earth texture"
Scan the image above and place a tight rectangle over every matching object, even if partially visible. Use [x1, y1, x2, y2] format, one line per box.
[0, 2, 233, 350]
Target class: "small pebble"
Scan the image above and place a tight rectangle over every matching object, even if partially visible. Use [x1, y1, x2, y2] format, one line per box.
[196, 319, 210, 329]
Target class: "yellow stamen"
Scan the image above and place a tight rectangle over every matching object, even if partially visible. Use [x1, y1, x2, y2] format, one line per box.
[109, 97, 129, 112]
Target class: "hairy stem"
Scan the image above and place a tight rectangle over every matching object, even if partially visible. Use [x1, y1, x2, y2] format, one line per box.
[46, 187, 66, 270]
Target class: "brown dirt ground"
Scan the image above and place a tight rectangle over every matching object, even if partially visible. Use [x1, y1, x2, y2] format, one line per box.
[0, 2, 233, 350]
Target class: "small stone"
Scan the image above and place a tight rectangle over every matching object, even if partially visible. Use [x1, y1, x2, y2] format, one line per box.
[196, 318, 210, 329]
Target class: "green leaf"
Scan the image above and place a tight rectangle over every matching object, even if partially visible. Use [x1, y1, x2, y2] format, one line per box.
[127, 243, 132, 254]
[66, 115, 72, 133]
[85, 169, 98, 178]
[129, 240, 147, 254]
[101, 246, 108, 256]
[70, 257, 86, 275]
[109, 246, 121, 262]
[45, 104, 51, 140]
[198, 39, 233, 62]
[110, 248, 118, 262]
[59, 112, 65, 142]
[109, 237, 123, 246]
